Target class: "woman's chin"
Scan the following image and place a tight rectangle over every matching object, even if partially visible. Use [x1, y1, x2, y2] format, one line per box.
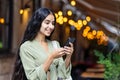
[46, 34, 51, 37]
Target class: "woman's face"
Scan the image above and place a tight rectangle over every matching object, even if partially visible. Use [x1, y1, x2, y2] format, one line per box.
[39, 14, 55, 37]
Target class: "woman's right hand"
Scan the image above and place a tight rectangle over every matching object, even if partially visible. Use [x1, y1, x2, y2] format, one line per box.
[51, 48, 65, 59]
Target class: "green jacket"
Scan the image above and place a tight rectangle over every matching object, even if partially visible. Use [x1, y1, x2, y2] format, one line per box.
[20, 40, 71, 80]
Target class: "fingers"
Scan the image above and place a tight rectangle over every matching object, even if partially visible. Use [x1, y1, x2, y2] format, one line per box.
[53, 48, 65, 58]
[52, 43, 74, 58]
[69, 42, 73, 47]
[64, 43, 74, 55]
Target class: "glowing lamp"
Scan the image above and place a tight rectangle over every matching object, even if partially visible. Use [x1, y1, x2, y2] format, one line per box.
[86, 16, 91, 22]
[71, 0, 76, 6]
[0, 18, 5, 24]
[67, 10, 72, 16]
[19, 9, 24, 14]
[58, 11, 63, 16]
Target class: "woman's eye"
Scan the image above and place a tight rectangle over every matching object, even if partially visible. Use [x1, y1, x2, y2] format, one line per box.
[45, 21, 49, 24]
[52, 21, 55, 25]
[46, 22, 49, 24]
[44, 20, 55, 25]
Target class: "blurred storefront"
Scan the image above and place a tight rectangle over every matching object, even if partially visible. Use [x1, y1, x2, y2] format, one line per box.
[0, 0, 13, 52]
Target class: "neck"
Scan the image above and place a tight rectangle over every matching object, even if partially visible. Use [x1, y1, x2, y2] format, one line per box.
[35, 33, 46, 43]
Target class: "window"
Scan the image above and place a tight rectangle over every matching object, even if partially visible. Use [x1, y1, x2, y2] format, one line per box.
[0, 0, 13, 52]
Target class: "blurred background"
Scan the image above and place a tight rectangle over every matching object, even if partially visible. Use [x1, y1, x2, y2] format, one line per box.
[0, 0, 120, 80]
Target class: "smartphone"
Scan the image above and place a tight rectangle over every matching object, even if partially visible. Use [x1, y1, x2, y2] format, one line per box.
[64, 37, 75, 47]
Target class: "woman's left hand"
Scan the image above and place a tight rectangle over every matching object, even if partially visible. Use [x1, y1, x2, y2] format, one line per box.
[64, 42, 74, 56]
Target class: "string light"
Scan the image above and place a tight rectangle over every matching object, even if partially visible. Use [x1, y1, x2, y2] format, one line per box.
[68, 19, 74, 25]
[83, 20, 87, 25]
[63, 17, 68, 22]
[58, 11, 63, 16]
[67, 10, 72, 16]
[70, 0, 76, 6]
[19, 9, 24, 14]
[92, 30, 97, 35]
[0, 18, 5, 24]
[55, 0, 109, 45]
[86, 16, 91, 22]
[55, 13, 58, 18]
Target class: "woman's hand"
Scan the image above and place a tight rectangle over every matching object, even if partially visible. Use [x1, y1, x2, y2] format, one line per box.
[43, 48, 65, 72]
[51, 48, 65, 59]
[64, 42, 74, 56]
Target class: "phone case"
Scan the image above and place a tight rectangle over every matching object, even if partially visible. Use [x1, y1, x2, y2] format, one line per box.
[64, 37, 75, 46]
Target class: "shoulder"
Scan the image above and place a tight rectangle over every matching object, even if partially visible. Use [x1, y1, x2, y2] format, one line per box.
[19, 41, 36, 59]
[20, 41, 33, 50]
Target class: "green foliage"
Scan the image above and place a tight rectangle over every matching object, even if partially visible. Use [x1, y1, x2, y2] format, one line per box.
[0, 42, 3, 48]
[94, 50, 120, 80]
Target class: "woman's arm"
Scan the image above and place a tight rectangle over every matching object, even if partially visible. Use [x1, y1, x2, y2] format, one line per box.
[65, 55, 72, 69]
[55, 41, 73, 79]
[64, 42, 74, 68]
[20, 43, 65, 80]
[20, 44, 47, 80]
[43, 48, 65, 72]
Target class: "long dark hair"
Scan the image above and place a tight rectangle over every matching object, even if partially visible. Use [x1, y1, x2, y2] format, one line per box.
[12, 8, 56, 80]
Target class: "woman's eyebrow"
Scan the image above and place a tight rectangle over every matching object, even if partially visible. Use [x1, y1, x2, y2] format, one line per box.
[45, 19, 55, 22]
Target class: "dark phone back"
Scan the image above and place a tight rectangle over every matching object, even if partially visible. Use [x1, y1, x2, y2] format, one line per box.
[64, 37, 75, 46]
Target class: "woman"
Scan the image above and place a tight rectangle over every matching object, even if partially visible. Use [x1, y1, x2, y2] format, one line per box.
[12, 8, 74, 80]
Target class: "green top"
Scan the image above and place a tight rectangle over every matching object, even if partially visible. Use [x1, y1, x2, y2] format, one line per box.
[20, 40, 71, 80]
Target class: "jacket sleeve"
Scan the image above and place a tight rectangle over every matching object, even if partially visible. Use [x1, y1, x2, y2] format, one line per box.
[54, 41, 72, 79]
[57, 58, 72, 79]
[19, 44, 47, 80]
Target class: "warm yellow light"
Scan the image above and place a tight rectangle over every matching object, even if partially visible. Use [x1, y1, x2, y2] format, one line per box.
[92, 30, 96, 35]
[23, 9, 29, 23]
[58, 11, 63, 16]
[19, 9, 24, 14]
[56, 16, 64, 24]
[71, 0, 76, 6]
[86, 26, 90, 31]
[67, 10, 72, 16]
[78, 24, 83, 28]
[77, 20, 83, 28]
[76, 25, 81, 30]
[97, 34, 108, 45]
[87, 32, 94, 40]
[104, 35, 108, 42]
[63, 17, 68, 22]
[77, 20, 82, 24]
[55, 13, 58, 18]
[83, 33, 87, 37]
[59, 20, 63, 25]
[56, 18, 59, 23]
[83, 29, 88, 37]
[68, 19, 74, 25]
[97, 40, 103, 45]
[86, 16, 91, 22]
[83, 20, 87, 25]
[65, 26, 70, 36]
[59, 16, 63, 20]
[103, 36, 108, 45]
[97, 31, 103, 36]
[96, 31, 104, 39]
[0, 18, 5, 24]
[74, 23, 78, 28]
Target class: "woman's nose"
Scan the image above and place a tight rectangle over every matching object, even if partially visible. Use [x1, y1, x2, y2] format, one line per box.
[49, 23, 54, 29]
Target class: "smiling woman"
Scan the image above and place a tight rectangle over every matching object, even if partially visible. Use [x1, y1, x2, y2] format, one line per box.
[38, 14, 55, 37]
[12, 8, 74, 80]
